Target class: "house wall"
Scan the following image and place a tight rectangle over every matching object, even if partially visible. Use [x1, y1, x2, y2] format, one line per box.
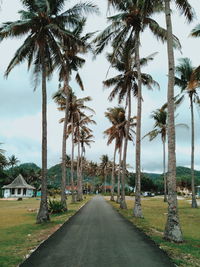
[3, 188, 34, 198]
[3, 189, 11, 198]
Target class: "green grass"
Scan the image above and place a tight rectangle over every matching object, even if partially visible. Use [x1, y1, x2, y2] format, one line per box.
[108, 197, 200, 267]
[0, 196, 92, 267]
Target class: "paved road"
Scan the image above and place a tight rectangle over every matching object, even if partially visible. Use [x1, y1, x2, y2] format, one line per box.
[21, 196, 174, 267]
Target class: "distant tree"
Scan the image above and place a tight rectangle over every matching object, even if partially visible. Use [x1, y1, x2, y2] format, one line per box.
[144, 109, 168, 202]
[175, 57, 200, 208]
[8, 155, 20, 169]
[100, 155, 109, 193]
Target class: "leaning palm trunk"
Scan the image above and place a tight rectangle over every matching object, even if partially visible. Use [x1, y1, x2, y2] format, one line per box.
[60, 82, 70, 209]
[110, 142, 117, 201]
[133, 32, 143, 218]
[77, 133, 83, 201]
[116, 141, 123, 203]
[120, 90, 131, 209]
[37, 50, 50, 223]
[71, 118, 76, 203]
[164, 0, 183, 242]
[163, 139, 167, 202]
[190, 96, 198, 208]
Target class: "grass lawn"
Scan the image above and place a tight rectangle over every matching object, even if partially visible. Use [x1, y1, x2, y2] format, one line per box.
[0, 195, 92, 267]
[108, 197, 200, 267]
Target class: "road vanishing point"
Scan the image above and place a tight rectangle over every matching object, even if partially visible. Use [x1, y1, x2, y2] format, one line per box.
[20, 196, 174, 267]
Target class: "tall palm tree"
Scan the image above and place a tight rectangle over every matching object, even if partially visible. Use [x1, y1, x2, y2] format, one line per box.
[79, 129, 95, 186]
[104, 107, 126, 202]
[100, 155, 109, 193]
[57, 18, 95, 207]
[53, 29, 89, 208]
[66, 95, 94, 202]
[104, 106, 135, 202]
[175, 57, 199, 208]
[74, 116, 96, 201]
[104, 39, 158, 209]
[0, 0, 98, 223]
[95, 0, 169, 214]
[162, 0, 194, 242]
[144, 109, 168, 202]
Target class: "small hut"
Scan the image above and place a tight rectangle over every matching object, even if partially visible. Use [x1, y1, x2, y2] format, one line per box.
[2, 174, 35, 198]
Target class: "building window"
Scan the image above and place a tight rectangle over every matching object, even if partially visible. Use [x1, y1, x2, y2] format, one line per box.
[11, 188, 15, 195]
[23, 188, 26, 195]
[17, 188, 21, 195]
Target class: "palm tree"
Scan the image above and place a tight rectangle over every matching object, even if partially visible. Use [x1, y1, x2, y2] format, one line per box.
[175, 57, 199, 208]
[144, 109, 168, 202]
[0, 0, 98, 223]
[104, 107, 125, 202]
[53, 30, 89, 208]
[74, 116, 96, 201]
[8, 155, 20, 169]
[57, 18, 95, 207]
[104, 106, 135, 202]
[79, 128, 95, 188]
[104, 39, 158, 209]
[162, 0, 194, 242]
[66, 95, 94, 202]
[100, 155, 109, 193]
[95, 0, 169, 214]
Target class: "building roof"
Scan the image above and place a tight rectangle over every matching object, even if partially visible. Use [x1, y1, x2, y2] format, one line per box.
[2, 174, 35, 189]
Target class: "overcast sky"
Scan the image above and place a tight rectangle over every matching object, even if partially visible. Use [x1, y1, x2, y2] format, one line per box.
[0, 0, 200, 173]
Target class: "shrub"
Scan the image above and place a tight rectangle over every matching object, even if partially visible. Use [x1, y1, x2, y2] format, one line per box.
[48, 199, 66, 214]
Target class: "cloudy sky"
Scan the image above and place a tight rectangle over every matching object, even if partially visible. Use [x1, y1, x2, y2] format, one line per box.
[0, 0, 200, 173]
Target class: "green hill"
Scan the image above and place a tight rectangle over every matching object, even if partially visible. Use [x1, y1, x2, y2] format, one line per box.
[18, 163, 41, 171]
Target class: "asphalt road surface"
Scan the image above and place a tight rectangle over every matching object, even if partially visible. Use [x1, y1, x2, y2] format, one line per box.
[20, 196, 174, 267]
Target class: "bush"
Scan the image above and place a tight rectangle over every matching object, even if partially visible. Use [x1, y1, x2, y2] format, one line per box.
[48, 199, 66, 214]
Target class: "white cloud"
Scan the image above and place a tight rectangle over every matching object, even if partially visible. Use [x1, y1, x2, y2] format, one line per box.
[0, 0, 200, 172]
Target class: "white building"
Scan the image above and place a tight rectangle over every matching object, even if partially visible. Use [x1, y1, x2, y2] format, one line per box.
[2, 174, 35, 198]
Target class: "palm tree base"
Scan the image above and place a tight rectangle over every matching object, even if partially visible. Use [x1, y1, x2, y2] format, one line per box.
[110, 195, 115, 201]
[71, 194, 77, 203]
[116, 196, 120, 203]
[36, 206, 50, 224]
[120, 199, 127, 209]
[191, 198, 198, 208]
[164, 195, 168, 202]
[133, 204, 143, 218]
[164, 224, 183, 243]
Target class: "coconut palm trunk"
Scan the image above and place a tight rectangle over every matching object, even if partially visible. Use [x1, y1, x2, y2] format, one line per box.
[77, 132, 83, 201]
[104, 167, 107, 194]
[117, 140, 123, 203]
[71, 118, 76, 203]
[120, 89, 131, 209]
[190, 95, 198, 208]
[133, 32, 143, 218]
[163, 139, 167, 202]
[110, 142, 117, 201]
[36, 50, 50, 223]
[164, 0, 183, 242]
[61, 82, 69, 209]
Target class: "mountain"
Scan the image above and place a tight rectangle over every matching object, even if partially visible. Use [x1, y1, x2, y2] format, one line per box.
[18, 163, 41, 171]
[145, 166, 200, 188]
